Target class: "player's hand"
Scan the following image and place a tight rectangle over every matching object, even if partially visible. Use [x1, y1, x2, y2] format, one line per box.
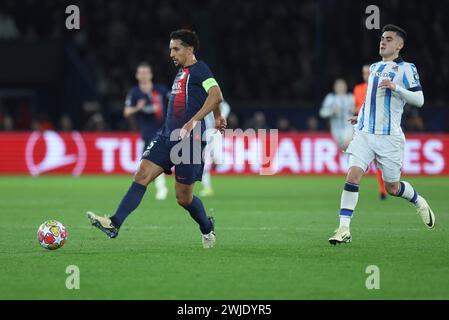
[136, 99, 146, 110]
[348, 116, 358, 125]
[179, 120, 199, 140]
[214, 116, 227, 134]
[378, 79, 396, 91]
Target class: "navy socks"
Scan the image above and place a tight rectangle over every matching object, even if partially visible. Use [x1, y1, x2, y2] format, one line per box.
[183, 196, 212, 234]
[109, 182, 211, 235]
[110, 182, 147, 228]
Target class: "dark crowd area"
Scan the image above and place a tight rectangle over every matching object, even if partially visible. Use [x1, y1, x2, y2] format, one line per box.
[0, 0, 448, 132]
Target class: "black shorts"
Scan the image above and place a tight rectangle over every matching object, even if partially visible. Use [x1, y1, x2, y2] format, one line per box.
[142, 134, 206, 185]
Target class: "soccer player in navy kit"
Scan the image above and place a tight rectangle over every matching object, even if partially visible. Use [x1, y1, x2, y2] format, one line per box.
[124, 62, 169, 200]
[87, 30, 226, 248]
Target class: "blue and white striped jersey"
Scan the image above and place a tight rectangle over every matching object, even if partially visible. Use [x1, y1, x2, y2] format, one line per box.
[320, 93, 355, 132]
[357, 57, 422, 136]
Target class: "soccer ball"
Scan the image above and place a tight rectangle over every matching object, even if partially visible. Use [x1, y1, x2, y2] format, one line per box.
[37, 220, 67, 250]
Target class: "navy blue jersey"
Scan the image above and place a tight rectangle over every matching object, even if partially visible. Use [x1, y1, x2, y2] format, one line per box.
[125, 84, 169, 141]
[159, 61, 218, 137]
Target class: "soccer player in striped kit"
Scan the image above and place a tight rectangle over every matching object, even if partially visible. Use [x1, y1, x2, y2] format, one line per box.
[319, 78, 355, 151]
[329, 24, 435, 245]
[200, 100, 231, 197]
[354, 64, 388, 200]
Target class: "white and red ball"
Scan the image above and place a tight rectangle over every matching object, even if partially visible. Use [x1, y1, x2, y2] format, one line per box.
[37, 220, 67, 250]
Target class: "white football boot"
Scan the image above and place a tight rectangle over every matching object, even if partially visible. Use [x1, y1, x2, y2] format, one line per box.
[86, 211, 119, 238]
[202, 216, 216, 249]
[416, 197, 436, 229]
[329, 226, 352, 245]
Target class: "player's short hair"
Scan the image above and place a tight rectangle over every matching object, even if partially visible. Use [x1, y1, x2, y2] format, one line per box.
[137, 61, 152, 70]
[170, 29, 200, 52]
[382, 24, 407, 41]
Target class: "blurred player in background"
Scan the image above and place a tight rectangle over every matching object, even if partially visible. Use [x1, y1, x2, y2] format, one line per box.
[200, 100, 231, 197]
[88, 30, 226, 248]
[329, 24, 435, 245]
[354, 64, 387, 200]
[319, 78, 354, 151]
[124, 62, 168, 200]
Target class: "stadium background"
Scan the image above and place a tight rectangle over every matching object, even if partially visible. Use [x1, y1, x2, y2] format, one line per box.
[1, 0, 449, 301]
[1, 0, 448, 176]
[1, 0, 448, 134]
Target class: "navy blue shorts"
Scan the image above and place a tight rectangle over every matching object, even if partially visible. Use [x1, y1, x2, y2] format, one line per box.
[142, 134, 206, 185]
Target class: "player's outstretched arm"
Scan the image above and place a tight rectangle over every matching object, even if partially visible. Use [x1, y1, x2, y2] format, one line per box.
[378, 79, 424, 107]
[212, 104, 227, 134]
[179, 86, 224, 139]
[395, 85, 424, 107]
[123, 99, 146, 118]
[319, 94, 336, 118]
[194, 86, 224, 121]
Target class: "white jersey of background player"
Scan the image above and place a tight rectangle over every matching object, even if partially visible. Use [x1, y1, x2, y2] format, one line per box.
[328, 24, 435, 245]
[200, 100, 231, 197]
[319, 79, 355, 150]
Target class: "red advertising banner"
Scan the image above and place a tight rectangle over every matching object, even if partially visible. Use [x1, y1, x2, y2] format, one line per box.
[0, 131, 447, 176]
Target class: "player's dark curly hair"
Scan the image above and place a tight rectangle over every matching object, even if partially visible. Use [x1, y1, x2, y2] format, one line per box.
[382, 24, 407, 41]
[170, 29, 200, 52]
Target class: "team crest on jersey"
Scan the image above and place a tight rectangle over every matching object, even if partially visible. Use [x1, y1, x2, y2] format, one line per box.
[142, 140, 157, 158]
[171, 70, 186, 95]
[414, 73, 420, 81]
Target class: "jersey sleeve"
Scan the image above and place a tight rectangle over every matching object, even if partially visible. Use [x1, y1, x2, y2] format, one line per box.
[196, 62, 219, 93]
[319, 94, 335, 118]
[402, 63, 422, 92]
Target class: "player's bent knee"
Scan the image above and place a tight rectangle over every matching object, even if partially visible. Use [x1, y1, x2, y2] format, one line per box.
[175, 182, 194, 207]
[346, 166, 364, 185]
[133, 164, 154, 186]
[176, 194, 192, 207]
[133, 160, 164, 186]
[133, 169, 149, 185]
[385, 183, 400, 196]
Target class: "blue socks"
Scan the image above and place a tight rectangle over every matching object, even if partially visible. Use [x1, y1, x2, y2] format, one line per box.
[396, 181, 419, 205]
[109, 182, 211, 234]
[339, 182, 360, 228]
[182, 196, 212, 234]
[110, 182, 147, 228]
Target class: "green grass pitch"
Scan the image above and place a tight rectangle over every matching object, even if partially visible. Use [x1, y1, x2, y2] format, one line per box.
[0, 175, 448, 299]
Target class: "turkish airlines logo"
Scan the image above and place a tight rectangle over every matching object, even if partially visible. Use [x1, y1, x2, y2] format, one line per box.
[25, 131, 86, 176]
